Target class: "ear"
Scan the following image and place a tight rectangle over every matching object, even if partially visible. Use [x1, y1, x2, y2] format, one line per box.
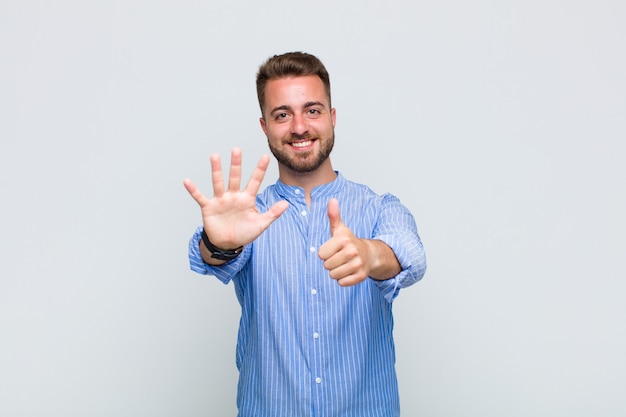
[331, 107, 336, 128]
[259, 116, 268, 135]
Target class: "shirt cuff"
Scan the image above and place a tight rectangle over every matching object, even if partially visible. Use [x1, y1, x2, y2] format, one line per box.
[188, 226, 248, 284]
[372, 233, 427, 302]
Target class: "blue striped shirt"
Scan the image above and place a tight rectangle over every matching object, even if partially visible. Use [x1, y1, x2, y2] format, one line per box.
[189, 172, 426, 417]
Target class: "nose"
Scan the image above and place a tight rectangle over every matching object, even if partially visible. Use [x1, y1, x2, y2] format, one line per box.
[290, 113, 308, 136]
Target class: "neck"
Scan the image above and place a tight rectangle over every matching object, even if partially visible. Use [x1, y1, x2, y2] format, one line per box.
[278, 159, 336, 206]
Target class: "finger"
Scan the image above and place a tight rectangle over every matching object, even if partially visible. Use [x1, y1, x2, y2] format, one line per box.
[210, 153, 225, 197]
[326, 252, 364, 276]
[327, 198, 343, 236]
[183, 178, 210, 207]
[328, 263, 363, 287]
[337, 275, 363, 287]
[258, 200, 289, 227]
[318, 238, 341, 262]
[328, 258, 368, 287]
[266, 200, 290, 220]
[244, 154, 271, 196]
[228, 147, 243, 192]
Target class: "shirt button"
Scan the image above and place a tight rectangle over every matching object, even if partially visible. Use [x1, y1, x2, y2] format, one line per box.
[311, 288, 317, 295]
[313, 332, 320, 339]
[295, 189, 301, 195]
[315, 377, 322, 384]
[309, 246, 316, 253]
[301, 210, 307, 216]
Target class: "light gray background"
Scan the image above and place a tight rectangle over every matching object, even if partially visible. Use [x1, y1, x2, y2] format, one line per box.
[1, 1, 624, 416]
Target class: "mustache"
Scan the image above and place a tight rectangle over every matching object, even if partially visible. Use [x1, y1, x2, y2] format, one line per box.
[287, 133, 317, 142]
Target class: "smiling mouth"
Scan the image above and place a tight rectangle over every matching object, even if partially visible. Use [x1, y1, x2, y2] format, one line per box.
[290, 140, 314, 148]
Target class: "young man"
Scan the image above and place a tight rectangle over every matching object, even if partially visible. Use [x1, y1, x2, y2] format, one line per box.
[184, 52, 427, 417]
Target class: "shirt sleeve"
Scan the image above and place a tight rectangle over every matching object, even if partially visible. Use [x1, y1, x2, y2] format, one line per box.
[370, 194, 427, 302]
[188, 226, 250, 284]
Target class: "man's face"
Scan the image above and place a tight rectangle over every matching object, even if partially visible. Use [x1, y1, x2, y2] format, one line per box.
[260, 75, 336, 174]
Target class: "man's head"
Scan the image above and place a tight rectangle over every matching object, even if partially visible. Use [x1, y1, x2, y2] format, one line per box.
[257, 52, 336, 178]
[256, 52, 331, 118]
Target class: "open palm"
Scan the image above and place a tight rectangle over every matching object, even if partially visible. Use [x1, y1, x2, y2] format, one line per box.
[184, 148, 289, 250]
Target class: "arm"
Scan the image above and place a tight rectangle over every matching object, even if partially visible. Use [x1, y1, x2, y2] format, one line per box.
[318, 198, 402, 286]
[361, 239, 402, 280]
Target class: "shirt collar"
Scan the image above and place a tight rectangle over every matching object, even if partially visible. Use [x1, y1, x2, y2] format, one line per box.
[275, 171, 345, 200]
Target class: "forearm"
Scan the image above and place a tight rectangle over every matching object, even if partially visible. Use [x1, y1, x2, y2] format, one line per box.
[199, 239, 228, 266]
[370, 194, 426, 289]
[364, 239, 402, 281]
[188, 227, 249, 284]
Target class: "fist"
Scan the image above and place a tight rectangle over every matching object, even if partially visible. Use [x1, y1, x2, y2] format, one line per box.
[318, 198, 370, 286]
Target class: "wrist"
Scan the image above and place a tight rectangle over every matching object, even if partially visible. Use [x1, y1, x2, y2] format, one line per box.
[201, 229, 244, 261]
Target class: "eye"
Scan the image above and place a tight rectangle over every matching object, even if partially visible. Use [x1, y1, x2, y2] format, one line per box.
[274, 112, 289, 120]
[307, 108, 321, 117]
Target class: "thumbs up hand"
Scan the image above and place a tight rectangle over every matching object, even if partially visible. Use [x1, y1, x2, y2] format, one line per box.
[318, 198, 371, 287]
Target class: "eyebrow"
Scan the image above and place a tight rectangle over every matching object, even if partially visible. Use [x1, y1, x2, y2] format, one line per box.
[270, 105, 292, 115]
[303, 101, 325, 109]
[269, 101, 326, 115]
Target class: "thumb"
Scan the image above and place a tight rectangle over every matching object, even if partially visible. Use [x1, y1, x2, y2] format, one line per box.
[327, 198, 343, 236]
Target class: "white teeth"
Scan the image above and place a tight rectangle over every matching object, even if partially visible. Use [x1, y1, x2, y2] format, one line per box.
[291, 140, 312, 148]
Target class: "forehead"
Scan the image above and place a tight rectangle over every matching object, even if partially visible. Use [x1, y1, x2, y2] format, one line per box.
[264, 75, 329, 107]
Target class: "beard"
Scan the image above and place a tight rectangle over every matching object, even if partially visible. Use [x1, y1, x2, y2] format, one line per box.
[268, 133, 335, 173]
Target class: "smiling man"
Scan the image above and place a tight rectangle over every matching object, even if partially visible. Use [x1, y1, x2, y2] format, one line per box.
[184, 52, 427, 417]
[261, 74, 336, 182]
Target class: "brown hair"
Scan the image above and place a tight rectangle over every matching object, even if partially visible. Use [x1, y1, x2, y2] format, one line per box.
[256, 52, 331, 116]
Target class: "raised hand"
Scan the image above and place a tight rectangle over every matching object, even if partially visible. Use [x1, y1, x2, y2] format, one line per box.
[184, 148, 289, 252]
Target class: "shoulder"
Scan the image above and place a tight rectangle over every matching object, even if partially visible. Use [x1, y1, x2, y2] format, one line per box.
[340, 176, 400, 206]
[339, 175, 376, 196]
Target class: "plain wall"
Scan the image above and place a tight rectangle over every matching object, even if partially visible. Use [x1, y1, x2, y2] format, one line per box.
[1, 0, 625, 416]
